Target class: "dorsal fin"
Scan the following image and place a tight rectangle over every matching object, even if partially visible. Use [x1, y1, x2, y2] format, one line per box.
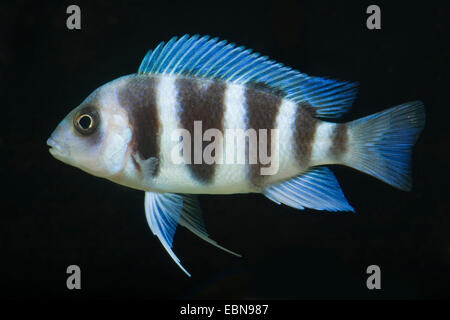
[138, 34, 358, 118]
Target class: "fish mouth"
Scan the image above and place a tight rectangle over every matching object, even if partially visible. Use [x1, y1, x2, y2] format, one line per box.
[47, 137, 68, 157]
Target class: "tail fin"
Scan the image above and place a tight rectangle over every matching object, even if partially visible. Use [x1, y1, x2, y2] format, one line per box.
[346, 101, 425, 191]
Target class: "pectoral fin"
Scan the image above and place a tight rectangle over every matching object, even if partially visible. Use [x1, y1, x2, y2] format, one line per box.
[144, 192, 240, 276]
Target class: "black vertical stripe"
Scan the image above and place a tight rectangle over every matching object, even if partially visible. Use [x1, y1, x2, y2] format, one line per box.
[330, 123, 348, 159]
[244, 83, 282, 187]
[118, 75, 160, 176]
[176, 77, 226, 183]
[294, 102, 318, 168]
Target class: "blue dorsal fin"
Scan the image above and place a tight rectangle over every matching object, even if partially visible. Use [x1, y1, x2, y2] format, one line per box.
[264, 167, 354, 212]
[144, 192, 239, 277]
[138, 35, 358, 118]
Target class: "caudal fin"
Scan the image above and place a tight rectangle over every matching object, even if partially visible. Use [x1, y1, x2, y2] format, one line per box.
[346, 101, 425, 191]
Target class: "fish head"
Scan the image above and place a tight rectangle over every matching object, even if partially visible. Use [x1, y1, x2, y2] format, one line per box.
[47, 80, 133, 179]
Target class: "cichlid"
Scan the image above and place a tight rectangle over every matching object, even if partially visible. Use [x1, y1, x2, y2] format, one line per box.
[47, 35, 425, 276]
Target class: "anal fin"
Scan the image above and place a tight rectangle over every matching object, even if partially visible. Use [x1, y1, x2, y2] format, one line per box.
[264, 167, 354, 212]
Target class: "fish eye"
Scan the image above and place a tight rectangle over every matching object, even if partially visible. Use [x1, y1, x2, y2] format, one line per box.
[74, 106, 99, 135]
[78, 114, 93, 130]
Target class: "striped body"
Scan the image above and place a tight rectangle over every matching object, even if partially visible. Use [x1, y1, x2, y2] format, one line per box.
[107, 74, 349, 194]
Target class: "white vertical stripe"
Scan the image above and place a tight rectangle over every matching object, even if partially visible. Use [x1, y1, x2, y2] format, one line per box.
[310, 121, 336, 166]
[212, 83, 251, 193]
[145, 75, 201, 192]
[263, 98, 300, 184]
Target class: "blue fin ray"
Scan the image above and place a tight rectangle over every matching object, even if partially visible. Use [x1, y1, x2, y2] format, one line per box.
[144, 192, 188, 275]
[345, 101, 425, 191]
[138, 35, 357, 118]
[264, 167, 354, 212]
[144, 192, 240, 277]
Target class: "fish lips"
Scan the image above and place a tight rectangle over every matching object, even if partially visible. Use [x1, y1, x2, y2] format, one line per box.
[47, 137, 69, 158]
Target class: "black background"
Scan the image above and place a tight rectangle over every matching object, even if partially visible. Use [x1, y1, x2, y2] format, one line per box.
[1, 0, 449, 299]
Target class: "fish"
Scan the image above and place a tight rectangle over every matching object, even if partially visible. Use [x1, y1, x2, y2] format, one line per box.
[47, 34, 425, 276]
